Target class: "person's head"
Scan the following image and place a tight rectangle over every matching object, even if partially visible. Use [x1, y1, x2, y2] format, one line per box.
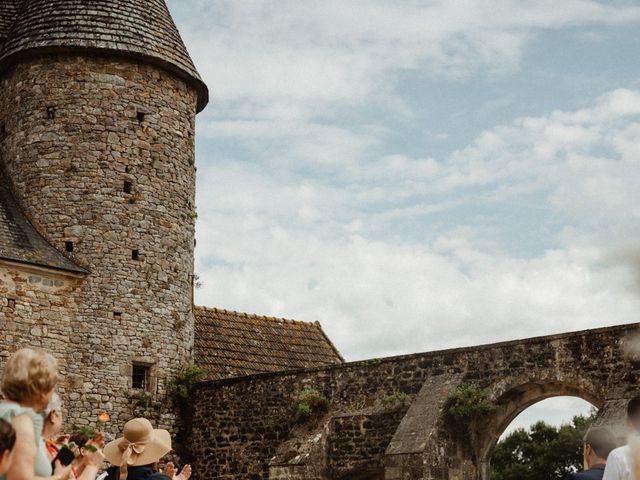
[103, 418, 171, 480]
[0, 348, 58, 411]
[583, 426, 617, 468]
[69, 431, 89, 458]
[41, 392, 63, 438]
[626, 397, 640, 433]
[0, 418, 16, 475]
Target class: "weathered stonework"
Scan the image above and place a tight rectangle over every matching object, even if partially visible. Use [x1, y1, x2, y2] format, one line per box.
[0, 261, 83, 360]
[188, 323, 640, 480]
[0, 52, 200, 429]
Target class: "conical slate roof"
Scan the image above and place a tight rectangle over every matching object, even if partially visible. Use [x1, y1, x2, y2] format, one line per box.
[0, 1, 18, 42]
[0, 0, 208, 112]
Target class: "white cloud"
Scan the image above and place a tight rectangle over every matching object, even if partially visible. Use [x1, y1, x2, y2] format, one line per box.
[194, 88, 640, 360]
[171, 0, 640, 119]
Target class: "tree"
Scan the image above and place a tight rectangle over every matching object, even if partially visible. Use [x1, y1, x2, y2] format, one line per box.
[491, 412, 594, 480]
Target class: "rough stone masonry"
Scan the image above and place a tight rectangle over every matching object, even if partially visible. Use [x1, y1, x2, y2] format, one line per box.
[188, 323, 640, 480]
[0, 0, 207, 430]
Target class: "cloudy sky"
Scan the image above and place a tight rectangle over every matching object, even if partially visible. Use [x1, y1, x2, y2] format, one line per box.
[166, 0, 640, 429]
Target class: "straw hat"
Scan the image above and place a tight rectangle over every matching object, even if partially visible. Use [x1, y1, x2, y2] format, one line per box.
[103, 418, 171, 468]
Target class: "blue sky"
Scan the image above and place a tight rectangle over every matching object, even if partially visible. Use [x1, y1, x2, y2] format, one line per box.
[166, 0, 640, 429]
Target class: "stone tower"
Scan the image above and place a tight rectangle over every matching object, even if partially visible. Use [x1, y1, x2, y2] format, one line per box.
[0, 0, 208, 428]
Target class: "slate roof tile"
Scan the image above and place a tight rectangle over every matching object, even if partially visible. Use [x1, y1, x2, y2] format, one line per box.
[0, 172, 87, 274]
[0, 0, 207, 111]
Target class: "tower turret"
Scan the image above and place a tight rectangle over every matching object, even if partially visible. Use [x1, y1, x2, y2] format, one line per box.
[0, 0, 208, 428]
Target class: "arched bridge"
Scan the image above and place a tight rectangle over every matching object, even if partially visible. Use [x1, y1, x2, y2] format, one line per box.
[188, 323, 640, 479]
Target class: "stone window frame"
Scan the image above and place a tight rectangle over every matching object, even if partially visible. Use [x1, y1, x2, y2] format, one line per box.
[129, 357, 157, 393]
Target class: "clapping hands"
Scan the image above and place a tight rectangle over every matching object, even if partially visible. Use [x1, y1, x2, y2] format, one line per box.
[163, 462, 192, 480]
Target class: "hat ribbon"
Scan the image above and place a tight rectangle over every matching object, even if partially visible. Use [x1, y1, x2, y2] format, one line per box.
[119, 437, 151, 466]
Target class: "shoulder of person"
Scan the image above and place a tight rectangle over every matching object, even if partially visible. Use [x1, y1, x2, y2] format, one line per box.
[608, 444, 631, 460]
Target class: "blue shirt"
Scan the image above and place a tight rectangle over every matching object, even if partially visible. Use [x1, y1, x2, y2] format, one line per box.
[566, 464, 606, 480]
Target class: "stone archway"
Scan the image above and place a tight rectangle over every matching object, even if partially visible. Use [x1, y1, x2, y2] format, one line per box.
[474, 381, 603, 480]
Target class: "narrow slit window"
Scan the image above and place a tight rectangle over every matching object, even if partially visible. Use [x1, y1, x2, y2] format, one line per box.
[65, 241, 74, 252]
[131, 249, 140, 261]
[123, 181, 132, 194]
[46, 106, 56, 119]
[131, 364, 150, 390]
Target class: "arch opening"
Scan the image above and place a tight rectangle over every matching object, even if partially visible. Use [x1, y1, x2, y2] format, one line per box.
[477, 381, 603, 480]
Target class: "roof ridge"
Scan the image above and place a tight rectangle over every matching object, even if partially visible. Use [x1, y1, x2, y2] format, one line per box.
[194, 305, 321, 327]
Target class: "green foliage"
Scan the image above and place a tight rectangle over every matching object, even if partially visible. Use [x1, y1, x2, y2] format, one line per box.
[447, 383, 496, 419]
[169, 364, 205, 464]
[170, 364, 204, 401]
[295, 386, 329, 421]
[491, 412, 595, 480]
[383, 390, 408, 404]
[126, 390, 165, 421]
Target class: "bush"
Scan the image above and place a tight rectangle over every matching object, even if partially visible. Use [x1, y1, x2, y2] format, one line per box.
[295, 386, 329, 420]
[170, 364, 204, 401]
[447, 383, 496, 419]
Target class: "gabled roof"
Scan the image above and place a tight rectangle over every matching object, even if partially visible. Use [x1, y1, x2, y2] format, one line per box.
[0, 173, 87, 274]
[0, 0, 208, 112]
[194, 306, 344, 381]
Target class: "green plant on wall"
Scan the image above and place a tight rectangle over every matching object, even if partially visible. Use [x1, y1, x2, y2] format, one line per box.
[168, 364, 204, 462]
[170, 364, 204, 402]
[383, 390, 409, 405]
[126, 390, 165, 421]
[295, 386, 329, 421]
[447, 383, 496, 420]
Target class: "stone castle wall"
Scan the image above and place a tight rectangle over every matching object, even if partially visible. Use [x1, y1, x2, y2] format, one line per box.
[0, 262, 82, 366]
[188, 324, 639, 480]
[0, 54, 198, 429]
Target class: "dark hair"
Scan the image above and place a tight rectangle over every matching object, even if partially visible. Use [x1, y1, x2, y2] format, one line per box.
[628, 397, 640, 432]
[0, 418, 16, 453]
[584, 426, 617, 459]
[69, 431, 89, 449]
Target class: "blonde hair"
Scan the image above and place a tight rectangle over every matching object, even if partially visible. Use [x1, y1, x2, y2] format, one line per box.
[1, 349, 58, 402]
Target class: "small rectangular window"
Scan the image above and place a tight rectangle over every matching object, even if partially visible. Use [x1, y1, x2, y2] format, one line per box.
[46, 106, 56, 119]
[65, 241, 74, 252]
[131, 249, 139, 261]
[123, 181, 132, 194]
[136, 111, 145, 123]
[131, 364, 150, 390]
[113, 312, 122, 319]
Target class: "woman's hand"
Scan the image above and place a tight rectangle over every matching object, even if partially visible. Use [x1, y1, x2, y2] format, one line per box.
[52, 459, 73, 480]
[173, 464, 191, 480]
[83, 447, 104, 468]
[90, 431, 105, 449]
[163, 462, 176, 477]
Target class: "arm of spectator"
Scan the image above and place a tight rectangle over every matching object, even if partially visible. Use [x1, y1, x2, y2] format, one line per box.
[6, 413, 37, 480]
[75, 448, 104, 480]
